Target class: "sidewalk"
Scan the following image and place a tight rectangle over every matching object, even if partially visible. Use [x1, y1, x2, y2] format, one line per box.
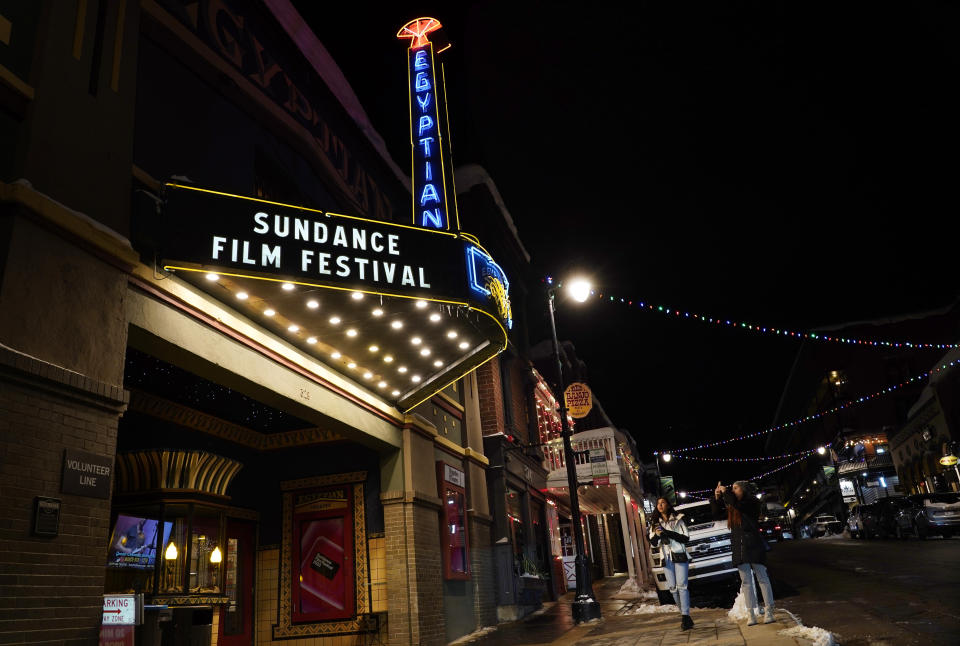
[455, 575, 826, 646]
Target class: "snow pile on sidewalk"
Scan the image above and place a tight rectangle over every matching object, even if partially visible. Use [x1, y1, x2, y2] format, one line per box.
[778, 625, 837, 646]
[727, 589, 754, 621]
[447, 626, 496, 644]
[611, 578, 658, 600]
[624, 603, 680, 614]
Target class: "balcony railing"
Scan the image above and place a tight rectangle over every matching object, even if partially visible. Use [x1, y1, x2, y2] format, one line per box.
[541, 427, 642, 493]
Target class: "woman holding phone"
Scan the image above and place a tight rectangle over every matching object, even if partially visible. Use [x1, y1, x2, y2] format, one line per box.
[649, 497, 694, 630]
[711, 480, 775, 625]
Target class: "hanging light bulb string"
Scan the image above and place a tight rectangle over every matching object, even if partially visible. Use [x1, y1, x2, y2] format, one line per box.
[545, 278, 957, 351]
[681, 453, 817, 494]
[657, 357, 960, 455]
[669, 448, 817, 462]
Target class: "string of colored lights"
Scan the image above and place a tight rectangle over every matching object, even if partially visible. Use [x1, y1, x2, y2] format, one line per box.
[679, 453, 818, 496]
[659, 357, 960, 454]
[546, 278, 958, 350]
[669, 449, 817, 463]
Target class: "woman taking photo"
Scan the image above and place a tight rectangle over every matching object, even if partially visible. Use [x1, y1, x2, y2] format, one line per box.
[711, 480, 775, 625]
[649, 497, 694, 630]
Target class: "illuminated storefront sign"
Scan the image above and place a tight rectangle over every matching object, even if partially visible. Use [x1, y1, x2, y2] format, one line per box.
[399, 18, 454, 230]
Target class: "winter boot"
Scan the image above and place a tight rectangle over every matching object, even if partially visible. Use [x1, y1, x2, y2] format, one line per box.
[763, 606, 776, 624]
[681, 615, 694, 631]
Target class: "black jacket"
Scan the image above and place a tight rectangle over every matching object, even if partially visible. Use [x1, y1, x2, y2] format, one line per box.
[710, 491, 766, 566]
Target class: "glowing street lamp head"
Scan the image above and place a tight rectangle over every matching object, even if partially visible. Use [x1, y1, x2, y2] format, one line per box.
[567, 278, 592, 303]
[679, 491, 687, 499]
[661, 453, 672, 463]
[817, 446, 827, 455]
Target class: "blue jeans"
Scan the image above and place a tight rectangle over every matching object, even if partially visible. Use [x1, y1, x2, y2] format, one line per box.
[738, 563, 774, 611]
[663, 554, 690, 614]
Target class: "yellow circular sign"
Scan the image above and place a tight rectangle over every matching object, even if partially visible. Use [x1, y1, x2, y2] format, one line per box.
[940, 455, 958, 467]
[564, 382, 593, 419]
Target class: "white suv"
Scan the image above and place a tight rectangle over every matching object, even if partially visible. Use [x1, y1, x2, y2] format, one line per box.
[651, 500, 738, 605]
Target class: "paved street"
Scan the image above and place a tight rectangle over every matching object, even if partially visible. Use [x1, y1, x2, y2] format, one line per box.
[765, 535, 960, 646]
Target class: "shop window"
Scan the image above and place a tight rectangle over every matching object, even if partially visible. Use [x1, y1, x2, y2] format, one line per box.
[437, 462, 469, 580]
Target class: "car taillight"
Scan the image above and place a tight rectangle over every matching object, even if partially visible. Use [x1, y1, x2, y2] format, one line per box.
[774, 526, 781, 530]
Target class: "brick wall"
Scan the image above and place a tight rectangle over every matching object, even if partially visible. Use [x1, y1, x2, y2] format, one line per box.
[0, 352, 126, 645]
[469, 515, 496, 629]
[505, 359, 531, 444]
[383, 497, 445, 646]
[475, 358, 505, 437]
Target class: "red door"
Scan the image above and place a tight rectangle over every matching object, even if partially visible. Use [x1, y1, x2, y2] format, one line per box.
[218, 520, 255, 646]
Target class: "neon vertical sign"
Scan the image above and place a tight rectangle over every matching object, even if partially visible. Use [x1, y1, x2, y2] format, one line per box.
[398, 18, 453, 230]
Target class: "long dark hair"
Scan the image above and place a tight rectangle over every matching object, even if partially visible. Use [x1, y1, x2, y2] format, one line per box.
[657, 497, 676, 522]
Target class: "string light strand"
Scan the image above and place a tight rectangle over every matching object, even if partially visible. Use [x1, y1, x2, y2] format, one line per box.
[669, 449, 817, 463]
[546, 278, 958, 351]
[660, 358, 960, 454]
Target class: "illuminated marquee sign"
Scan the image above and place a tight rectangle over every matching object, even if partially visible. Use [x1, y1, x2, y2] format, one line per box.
[399, 18, 453, 230]
[466, 245, 512, 329]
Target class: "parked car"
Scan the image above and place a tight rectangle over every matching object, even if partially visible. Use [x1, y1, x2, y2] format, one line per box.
[857, 502, 882, 539]
[810, 514, 843, 537]
[759, 518, 786, 542]
[906, 492, 960, 539]
[650, 500, 738, 605]
[875, 497, 914, 539]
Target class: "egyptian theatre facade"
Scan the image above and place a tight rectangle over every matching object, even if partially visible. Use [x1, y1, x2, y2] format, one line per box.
[0, 3, 513, 645]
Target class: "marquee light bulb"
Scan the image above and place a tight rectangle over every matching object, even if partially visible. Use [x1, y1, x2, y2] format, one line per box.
[264, 309, 276, 317]
[363, 372, 373, 380]
[282, 283, 295, 291]
[447, 330, 457, 339]
[307, 337, 317, 344]
[420, 348, 431, 356]
[411, 337, 422, 345]
[205, 273, 219, 281]
[351, 292, 364, 300]
[378, 381, 387, 389]
[567, 278, 592, 303]
[429, 313, 441, 322]
[331, 351, 341, 359]
[372, 308, 384, 317]
[307, 300, 319, 309]
[415, 300, 428, 309]
[433, 360, 443, 367]
[391, 389, 400, 396]
[236, 292, 248, 300]
[391, 320, 403, 329]
[288, 324, 299, 332]
[346, 329, 358, 337]
[398, 366, 408, 374]
[347, 362, 357, 369]
[329, 316, 341, 325]
[458, 341, 469, 350]
[383, 355, 394, 363]
[369, 345, 379, 353]
[411, 375, 422, 383]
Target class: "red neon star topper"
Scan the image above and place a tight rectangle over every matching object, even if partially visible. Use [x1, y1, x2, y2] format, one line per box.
[397, 17, 445, 50]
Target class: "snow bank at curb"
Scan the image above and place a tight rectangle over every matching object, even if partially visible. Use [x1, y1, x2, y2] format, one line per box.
[778, 625, 837, 646]
[727, 590, 838, 646]
[447, 626, 496, 644]
[611, 578, 659, 600]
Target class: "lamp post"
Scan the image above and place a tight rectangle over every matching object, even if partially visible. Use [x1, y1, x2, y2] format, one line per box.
[546, 279, 601, 623]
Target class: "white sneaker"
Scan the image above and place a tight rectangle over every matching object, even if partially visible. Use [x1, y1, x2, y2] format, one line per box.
[764, 608, 776, 624]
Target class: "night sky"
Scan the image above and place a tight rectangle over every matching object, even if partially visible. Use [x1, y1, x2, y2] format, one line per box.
[292, 2, 960, 491]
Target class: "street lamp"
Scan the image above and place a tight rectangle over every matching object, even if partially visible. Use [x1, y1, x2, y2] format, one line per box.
[547, 277, 601, 623]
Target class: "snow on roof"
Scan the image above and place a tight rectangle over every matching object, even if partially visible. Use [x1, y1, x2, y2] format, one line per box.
[454, 164, 531, 262]
[263, 0, 411, 193]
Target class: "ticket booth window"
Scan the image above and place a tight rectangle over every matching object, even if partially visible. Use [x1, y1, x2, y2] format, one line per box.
[437, 462, 469, 580]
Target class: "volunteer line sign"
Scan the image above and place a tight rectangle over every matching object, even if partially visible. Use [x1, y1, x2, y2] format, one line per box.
[157, 184, 471, 302]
